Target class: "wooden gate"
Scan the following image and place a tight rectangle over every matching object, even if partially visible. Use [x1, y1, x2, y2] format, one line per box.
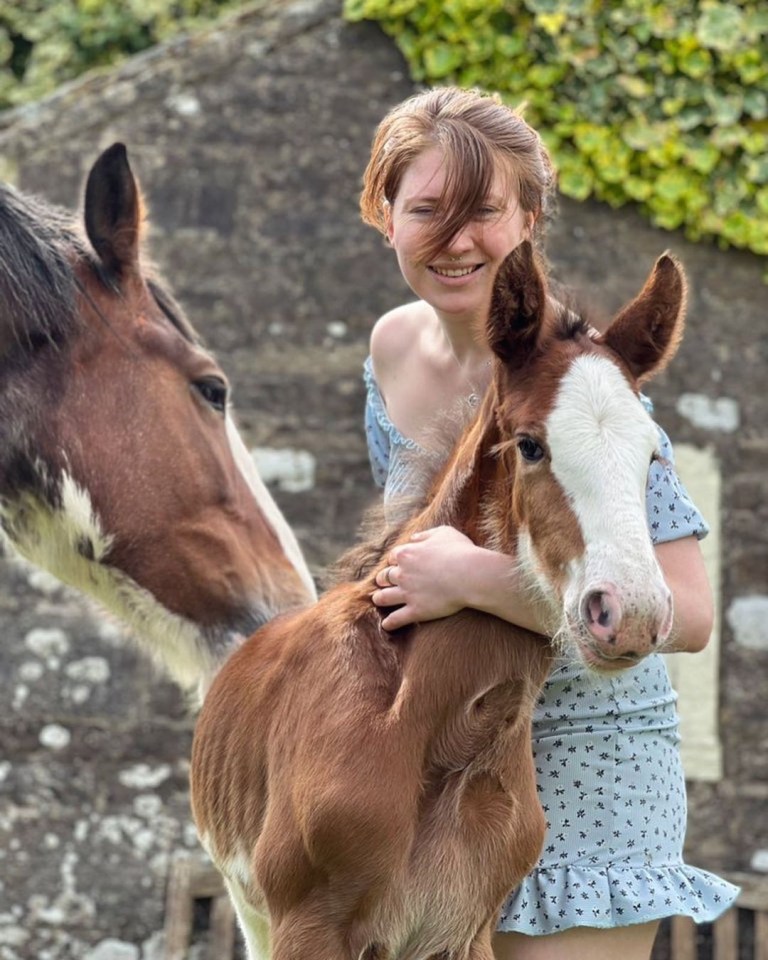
[162, 859, 766, 960]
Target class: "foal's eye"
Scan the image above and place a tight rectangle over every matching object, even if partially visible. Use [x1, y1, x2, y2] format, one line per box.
[194, 377, 228, 413]
[517, 436, 544, 463]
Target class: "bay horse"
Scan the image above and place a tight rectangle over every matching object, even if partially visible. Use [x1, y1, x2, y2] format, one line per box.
[191, 243, 686, 959]
[0, 143, 316, 701]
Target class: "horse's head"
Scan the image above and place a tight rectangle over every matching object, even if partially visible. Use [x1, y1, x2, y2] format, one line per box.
[0, 144, 315, 697]
[486, 242, 686, 669]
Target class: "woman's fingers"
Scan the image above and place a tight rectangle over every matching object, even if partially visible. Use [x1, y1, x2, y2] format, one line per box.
[374, 564, 399, 588]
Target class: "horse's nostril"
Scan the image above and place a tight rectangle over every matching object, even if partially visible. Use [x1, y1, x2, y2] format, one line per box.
[651, 634, 659, 646]
[597, 608, 611, 628]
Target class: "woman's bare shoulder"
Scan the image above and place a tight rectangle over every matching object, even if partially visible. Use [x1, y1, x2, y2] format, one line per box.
[370, 301, 433, 375]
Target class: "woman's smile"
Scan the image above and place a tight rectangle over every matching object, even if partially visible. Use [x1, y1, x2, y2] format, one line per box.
[428, 262, 484, 281]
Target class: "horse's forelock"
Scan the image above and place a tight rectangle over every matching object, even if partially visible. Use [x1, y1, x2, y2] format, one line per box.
[0, 184, 202, 357]
[0, 186, 87, 354]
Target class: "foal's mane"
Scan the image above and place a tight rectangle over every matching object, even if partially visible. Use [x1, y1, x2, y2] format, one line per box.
[0, 183, 199, 352]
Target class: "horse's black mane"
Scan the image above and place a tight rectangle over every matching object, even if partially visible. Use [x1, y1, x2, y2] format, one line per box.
[0, 182, 199, 351]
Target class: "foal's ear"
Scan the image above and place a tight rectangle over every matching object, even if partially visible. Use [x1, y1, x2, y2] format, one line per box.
[486, 242, 547, 368]
[600, 253, 687, 384]
[84, 143, 142, 277]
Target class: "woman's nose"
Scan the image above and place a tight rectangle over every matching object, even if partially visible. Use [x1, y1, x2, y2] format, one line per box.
[445, 226, 475, 256]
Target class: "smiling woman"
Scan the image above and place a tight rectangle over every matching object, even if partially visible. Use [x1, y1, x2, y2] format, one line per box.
[358, 86, 738, 960]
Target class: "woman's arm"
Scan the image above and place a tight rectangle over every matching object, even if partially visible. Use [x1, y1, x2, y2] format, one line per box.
[654, 536, 713, 653]
[372, 527, 713, 654]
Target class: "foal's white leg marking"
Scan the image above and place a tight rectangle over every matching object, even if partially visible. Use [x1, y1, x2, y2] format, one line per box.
[534, 356, 667, 626]
[1, 472, 217, 698]
[225, 415, 317, 602]
[224, 876, 271, 960]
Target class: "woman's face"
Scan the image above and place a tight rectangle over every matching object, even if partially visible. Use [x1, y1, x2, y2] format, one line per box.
[386, 145, 531, 319]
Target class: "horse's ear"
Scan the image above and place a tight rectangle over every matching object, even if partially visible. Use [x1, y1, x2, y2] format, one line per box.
[486, 241, 547, 368]
[84, 143, 143, 277]
[600, 252, 687, 384]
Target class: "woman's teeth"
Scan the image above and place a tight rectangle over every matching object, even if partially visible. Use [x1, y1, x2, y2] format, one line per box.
[431, 265, 477, 277]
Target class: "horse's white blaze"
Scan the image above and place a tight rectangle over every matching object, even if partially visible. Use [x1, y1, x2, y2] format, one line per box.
[1, 471, 217, 699]
[546, 355, 666, 623]
[226, 415, 317, 603]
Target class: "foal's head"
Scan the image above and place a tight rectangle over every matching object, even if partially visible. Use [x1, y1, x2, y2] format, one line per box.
[486, 243, 687, 668]
[0, 144, 315, 695]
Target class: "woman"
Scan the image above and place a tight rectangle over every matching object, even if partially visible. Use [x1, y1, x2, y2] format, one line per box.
[359, 87, 738, 960]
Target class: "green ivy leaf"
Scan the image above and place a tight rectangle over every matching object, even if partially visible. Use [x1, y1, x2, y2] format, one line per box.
[558, 160, 594, 200]
[423, 41, 464, 77]
[696, 5, 745, 52]
[745, 156, 768, 185]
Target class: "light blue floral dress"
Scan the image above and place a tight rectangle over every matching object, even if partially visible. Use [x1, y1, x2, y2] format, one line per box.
[364, 356, 739, 934]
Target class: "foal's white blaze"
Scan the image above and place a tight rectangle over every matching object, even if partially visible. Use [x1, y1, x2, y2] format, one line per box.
[545, 355, 669, 651]
[225, 415, 317, 603]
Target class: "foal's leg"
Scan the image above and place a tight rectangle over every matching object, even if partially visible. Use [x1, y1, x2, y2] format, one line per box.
[224, 878, 271, 960]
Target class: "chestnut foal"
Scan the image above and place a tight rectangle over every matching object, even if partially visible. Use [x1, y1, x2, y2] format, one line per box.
[191, 242, 686, 960]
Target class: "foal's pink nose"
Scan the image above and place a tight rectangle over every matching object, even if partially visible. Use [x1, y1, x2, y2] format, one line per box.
[582, 587, 623, 644]
[581, 584, 673, 663]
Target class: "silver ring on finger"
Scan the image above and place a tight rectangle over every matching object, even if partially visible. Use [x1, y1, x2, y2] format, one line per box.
[384, 564, 396, 587]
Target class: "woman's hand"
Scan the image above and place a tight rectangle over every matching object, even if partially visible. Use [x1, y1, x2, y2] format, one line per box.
[372, 526, 552, 635]
[372, 526, 476, 631]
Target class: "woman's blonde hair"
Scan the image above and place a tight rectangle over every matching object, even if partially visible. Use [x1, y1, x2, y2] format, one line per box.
[360, 87, 556, 263]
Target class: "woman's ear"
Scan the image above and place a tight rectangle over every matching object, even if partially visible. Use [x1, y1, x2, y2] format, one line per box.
[522, 211, 535, 241]
[383, 199, 394, 246]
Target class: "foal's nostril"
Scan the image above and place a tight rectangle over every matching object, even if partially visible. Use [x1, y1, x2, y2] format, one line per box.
[583, 589, 617, 631]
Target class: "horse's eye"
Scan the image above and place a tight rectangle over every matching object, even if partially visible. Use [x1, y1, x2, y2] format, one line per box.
[194, 377, 228, 413]
[517, 436, 544, 463]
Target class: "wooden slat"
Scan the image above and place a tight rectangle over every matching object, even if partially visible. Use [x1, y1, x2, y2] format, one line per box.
[712, 908, 738, 960]
[755, 909, 768, 960]
[188, 863, 228, 900]
[209, 894, 237, 960]
[164, 859, 195, 960]
[670, 916, 697, 960]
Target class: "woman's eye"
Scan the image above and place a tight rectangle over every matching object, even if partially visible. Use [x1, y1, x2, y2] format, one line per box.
[194, 377, 228, 413]
[517, 436, 544, 463]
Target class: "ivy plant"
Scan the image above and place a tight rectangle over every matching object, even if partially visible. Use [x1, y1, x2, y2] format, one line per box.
[344, 0, 768, 260]
[0, 0, 247, 111]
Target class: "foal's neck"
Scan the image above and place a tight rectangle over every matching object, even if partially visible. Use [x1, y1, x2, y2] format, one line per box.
[403, 397, 516, 554]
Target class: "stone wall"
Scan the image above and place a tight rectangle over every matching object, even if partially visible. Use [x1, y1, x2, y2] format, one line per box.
[0, 0, 765, 955]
